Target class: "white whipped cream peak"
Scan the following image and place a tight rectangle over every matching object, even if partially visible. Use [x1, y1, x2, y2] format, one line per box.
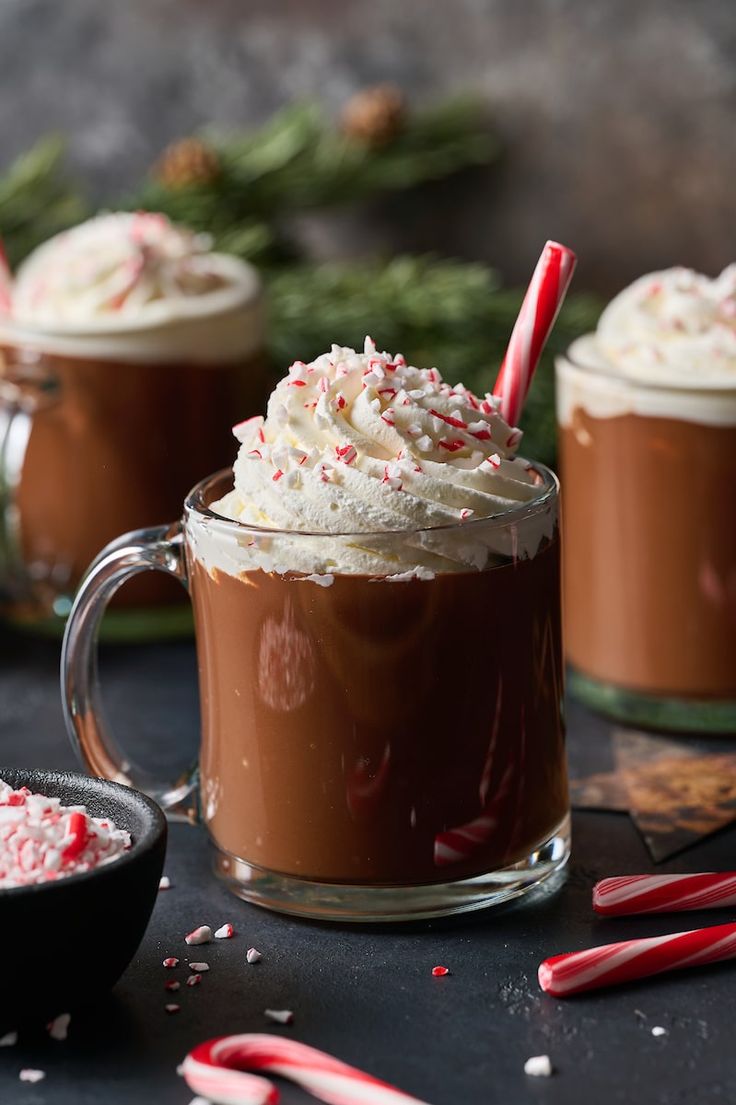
[594, 265, 736, 386]
[9, 211, 258, 330]
[215, 338, 537, 532]
[199, 340, 555, 577]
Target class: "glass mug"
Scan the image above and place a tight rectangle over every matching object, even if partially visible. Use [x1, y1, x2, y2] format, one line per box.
[0, 290, 267, 636]
[557, 345, 736, 733]
[62, 468, 570, 921]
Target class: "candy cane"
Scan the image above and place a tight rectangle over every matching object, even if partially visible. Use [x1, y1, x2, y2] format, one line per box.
[538, 921, 736, 998]
[593, 872, 736, 917]
[182, 1034, 434, 1105]
[493, 241, 577, 426]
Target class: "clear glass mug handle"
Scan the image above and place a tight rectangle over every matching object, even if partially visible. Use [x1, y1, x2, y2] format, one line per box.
[60, 522, 198, 820]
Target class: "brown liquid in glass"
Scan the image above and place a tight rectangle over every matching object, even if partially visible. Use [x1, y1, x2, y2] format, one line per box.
[189, 539, 568, 885]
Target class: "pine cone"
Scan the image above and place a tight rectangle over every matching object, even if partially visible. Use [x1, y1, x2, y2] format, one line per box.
[341, 84, 407, 147]
[154, 137, 221, 189]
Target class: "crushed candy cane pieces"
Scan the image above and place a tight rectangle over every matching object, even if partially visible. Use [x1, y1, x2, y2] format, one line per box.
[187, 974, 202, 988]
[524, 1055, 554, 1077]
[165, 981, 180, 992]
[264, 1009, 293, 1025]
[0, 1031, 17, 1047]
[158, 876, 171, 891]
[47, 1013, 70, 1041]
[246, 947, 262, 964]
[214, 923, 234, 940]
[652, 1026, 667, 1037]
[0, 777, 130, 888]
[431, 965, 450, 977]
[19, 1070, 46, 1083]
[185, 926, 212, 946]
[189, 962, 209, 973]
[163, 957, 179, 969]
[165, 1004, 181, 1015]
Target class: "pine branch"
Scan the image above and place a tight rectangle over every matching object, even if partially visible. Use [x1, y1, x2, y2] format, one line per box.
[128, 98, 498, 257]
[0, 137, 88, 267]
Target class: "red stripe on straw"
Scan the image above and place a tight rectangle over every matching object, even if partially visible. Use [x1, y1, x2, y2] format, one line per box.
[493, 240, 577, 427]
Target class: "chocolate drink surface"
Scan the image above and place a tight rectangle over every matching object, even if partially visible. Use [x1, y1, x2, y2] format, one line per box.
[190, 541, 567, 884]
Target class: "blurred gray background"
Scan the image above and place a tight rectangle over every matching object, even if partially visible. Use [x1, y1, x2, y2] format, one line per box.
[0, 0, 733, 294]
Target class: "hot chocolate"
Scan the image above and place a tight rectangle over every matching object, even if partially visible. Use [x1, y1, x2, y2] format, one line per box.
[190, 541, 566, 885]
[557, 266, 736, 728]
[187, 339, 568, 890]
[62, 338, 569, 918]
[0, 213, 267, 624]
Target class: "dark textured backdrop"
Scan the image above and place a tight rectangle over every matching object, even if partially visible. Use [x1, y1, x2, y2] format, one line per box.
[0, 0, 734, 293]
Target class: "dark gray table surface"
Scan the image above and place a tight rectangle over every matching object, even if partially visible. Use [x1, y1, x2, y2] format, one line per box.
[1, 629, 734, 1105]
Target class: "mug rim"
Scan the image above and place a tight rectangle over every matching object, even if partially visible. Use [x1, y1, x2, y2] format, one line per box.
[184, 463, 559, 540]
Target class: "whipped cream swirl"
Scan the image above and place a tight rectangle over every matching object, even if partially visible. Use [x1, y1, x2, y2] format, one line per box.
[12, 212, 253, 327]
[204, 340, 553, 577]
[592, 265, 736, 387]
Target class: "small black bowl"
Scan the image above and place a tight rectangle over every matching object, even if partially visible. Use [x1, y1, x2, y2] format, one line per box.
[0, 768, 166, 1028]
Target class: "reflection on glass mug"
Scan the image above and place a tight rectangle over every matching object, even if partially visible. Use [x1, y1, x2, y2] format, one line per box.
[62, 468, 570, 923]
[0, 212, 267, 633]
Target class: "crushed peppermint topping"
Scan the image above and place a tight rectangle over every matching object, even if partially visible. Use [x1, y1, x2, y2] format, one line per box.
[431, 965, 450, 977]
[158, 875, 171, 891]
[214, 923, 234, 940]
[524, 1055, 554, 1078]
[335, 444, 357, 465]
[19, 1070, 46, 1083]
[47, 1014, 71, 1041]
[163, 957, 179, 968]
[246, 947, 263, 964]
[189, 962, 210, 973]
[0, 777, 131, 889]
[265, 1009, 294, 1025]
[185, 926, 212, 946]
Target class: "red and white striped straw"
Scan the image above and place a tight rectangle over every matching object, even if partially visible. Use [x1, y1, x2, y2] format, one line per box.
[0, 239, 13, 314]
[538, 921, 736, 998]
[492, 240, 577, 426]
[182, 1033, 434, 1105]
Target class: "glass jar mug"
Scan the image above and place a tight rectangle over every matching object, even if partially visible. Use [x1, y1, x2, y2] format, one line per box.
[0, 272, 267, 635]
[556, 346, 736, 732]
[62, 468, 570, 922]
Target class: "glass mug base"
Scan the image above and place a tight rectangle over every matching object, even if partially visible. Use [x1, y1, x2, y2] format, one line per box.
[211, 814, 571, 922]
[569, 669, 736, 735]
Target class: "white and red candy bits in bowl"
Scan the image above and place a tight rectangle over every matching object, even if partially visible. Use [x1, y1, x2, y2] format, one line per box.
[0, 768, 166, 1023]
[0, 777, 131, 888]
